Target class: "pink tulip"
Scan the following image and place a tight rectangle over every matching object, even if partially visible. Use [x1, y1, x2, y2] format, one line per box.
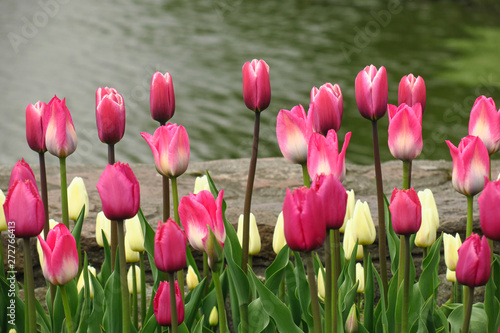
[456, 233, 491, 287]
[26, 101, 47, 152]
[96, 162, 140, 220]
[276, 105, 312, 164]
[95, 87, 125, 145]
[4, 180, 44, 238]
[478, 179, 500, 241]
[446, 135, 489, 196]
[9, 158, 37, 190]
[150, 72, 175, 124]
[309, 83, 343, 134]
[154, 281, 184, 326]
[178, 190, 225, 253]
[355, 65, 388, 120]
[283, 186, 325, 252]
[37, 223, 79, 285]
[141, 123, 190, 178]
[468, 96, 500, 154]
[389, 188, 422, 235]
[311, 174, 347, 230]
[242, 59, 271, 112]
[398, 74, 426, 112]
[154, 218, 187, 273]
[307, 130, 351, 182]
[44, 96, 77, 158]
[387, 103, 423, 161]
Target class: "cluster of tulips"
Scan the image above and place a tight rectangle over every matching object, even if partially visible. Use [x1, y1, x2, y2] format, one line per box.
[0, 58, 499, 333]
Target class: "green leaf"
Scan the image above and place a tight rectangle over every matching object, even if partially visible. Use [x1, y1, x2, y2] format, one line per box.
[71, 205, 86, 244]
[35, 297, 51, 333]
[185, 278, 208, 328]
[102, 269, 122, 332]
[293, 251, 314, 329]
[247, 298, 270, 332]
[138, 208, 159, 282]
[448, 304, 487, 333]
[419, 235, 443, 301]
[384, 195, 400, 275]
[76, 253, 91, 333]
[285, 261, 302, 327]
[98, 229, 111, 285]
[372, 265, 388, 333]
[364, 254, 374, 332]
[141, 315, 159, 333]
[485, 256, 500, 332]
[224, 224, 250, 306]
[87, 273, 105, 332]
[227, 269, 241, 325]
[415, 296, 434, 333]
[192, 315, 205, 333]
[265, 245, 290, 294]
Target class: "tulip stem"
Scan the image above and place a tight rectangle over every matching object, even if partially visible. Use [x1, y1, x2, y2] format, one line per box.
[170, 177, 185, 300]
[132, 265, 138, 329]
[302, 163, 311, 187]
[140, 253, 146, 327]
[117, 219, 131, 333]
[325, 232, 333, 333]
[462, 286, 474, 333]
[212, 270, 227, 333]
[39, 152, 50, 240]
[402, 160, 410, 190]
[305, 251, 322, 333]
[59, 157, 69, 228]
[398, 236, 405, 288]
[466, 195, 473, 238]
[162, 175, 170, 221]
[108, 144, 118, 272]
[402, 235, 411, 333]
[23, 238, 36, 333]
[203, 252, 210, 296]
[60, 284, 73, 333]
[371, 120, 388, 304]
[168, 272, 179, 333]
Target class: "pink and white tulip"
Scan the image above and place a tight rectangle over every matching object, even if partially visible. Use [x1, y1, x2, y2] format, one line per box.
[309, 83, 343, 134]
[44, 96, 77, 158]
[355, 65, 388, 120]
[95, 87, 125, 145]
[242, 59, 271, 112]
[468, 96, 500, 154]
[26, 101, 47, 153]
[276, 105, 312, 165]
[387, 103, 423, 161]
[398, 74, 426, 112]
[150, 72, 175, 124]
[307, 130, 351, 182]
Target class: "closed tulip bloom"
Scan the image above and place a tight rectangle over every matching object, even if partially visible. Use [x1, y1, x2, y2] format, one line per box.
[242, 59, 271, 112]
[37, 223, 79, 285]
[478, 179, 500, 241]
[77, 265, 96, 298]
[276, 105, 312, 165]
[237, 213, 261, 255]
[0, 190, 6, 232]
[398, 74, 426, 112]
[443, 233, 462, 271]
[317, 268, 325, 300]
[194, 175, 210, 194]
[272, 212, 287, 254]
[95, 211, 111, 247]
[68, 177, 89, 221]
[283, 186, 325, 252]
[150, 72, 175, 124]
[389, 188, 422, 235]
[154, 218, 187, 273]
[97, 162, 140, 221]
[446, 268, 456, 283]
[127, 265, 141, 294]
[4, 180, 45, 238]
[178, 190, 225, 253]
[125, 234, 140, 263]
[9, 158, 37, 191]
[387, 103, 423, 161]
[414, 209, 437, 248]
[340, 189, 355, 233]
[417, 189, 439, 229]
[95, 87, 125, 145]
[44, 96, 77, 158]
[154, 281, 184, 326]
[343, 219, 363, 260]
[26, 101, 47, 152]
[345, 304, 358, 333]
[141, 123, 190, 178]
[456, 233, 491, 287]
[446, 135, 489, 196]
[307, 130, 351, 182]
[355, 65, 388, 120]
[352, 200, 376, 245]
[356, 263, 365, 293]
[186, 265, 199, 291]
[309, 83, 343, 134]
[125, 215, 145, 252]
[311, 174, 347, 230]
[209, 306, 219, 327]
[468, 96, 500, 154]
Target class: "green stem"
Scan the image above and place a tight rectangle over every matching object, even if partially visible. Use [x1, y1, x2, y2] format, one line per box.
[140, 253, 146, 327]
[108, 144, 117, 272]
[39, 152, 49, 240]
[162, 175, 170, 221]
[372, 120, 388, 303]
[402, 236, 411, 333]
[23, 238, 35, 333]
[60, 284, 73, 333]
[325, 232, 333, 333]
[422, 247, 428, 261]
[302, 163, 311, 187]
[333, 230, 341, 332]
[213, 270, 227, 333]
[203, 252, 210, 297]
[466, 195, 474, 238]
[132, 265, 138, 329]
[117, 219, 131, 333]
[363, 245, 369, 286]
[168, 272, 179, 333]
[398, 236, 406, 288]
[489, 155, 492, 181]
[171, 177, 185, 300]
[452, 282, 455, 303]
[59, 157, 69, 228]
[403, 160, 410, 190]
[462, 286, 474, 333]
[304, 251, 322, 333]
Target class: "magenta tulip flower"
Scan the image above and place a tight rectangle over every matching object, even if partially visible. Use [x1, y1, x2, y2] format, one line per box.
[9, 158, 37, 190]
[307, 130, 351, 182]
[355, 65, 388, 120]
[154, 218, 187, 273]
[311, 174, 347, 230]
[154, 280, 184, 326]
[150, 71, 175, 124]
[456, 233, 491, 287]
[398, 74, 426, 112]
[44, 96, 77, 158]
[37, 223, 79, 285]
[387, 103, 423, 161]
[26, 101, 47, 153]
[468, 96, 500, 154]
[389, 188, 422, 235]
[141, 123, 190, 178]
[95, 87, 126, 145]
[276, 105, 312, 165]
[178, 190, 225, 252]
[446, 135, 489, 196]
[478, 179, 500, 241]
[309, 83, 343, 134]
[4, 180, 45, 238]
[242, 59, 271, 112]
[283, 186, 325, 252]
[96, 162, 140, 220]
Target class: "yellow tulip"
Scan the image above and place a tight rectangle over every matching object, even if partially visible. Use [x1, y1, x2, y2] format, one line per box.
[352, 200, 376, 245]
[417, 189, 439, 229]
[209, 306, 219, 327]
[125, 233, 140, 263]
[77, 265, 97, 298]
[339, 189, 355, 233]
[446, 268, 456, 283]
[125, 214, 145, 252]
[186, 265, 199, 291]
[272, 212, 287, 255]
[194, 175, 210, 194]
[443, 233, 462, 271]
[95, 211, 111, 247]
[343, 219, 363, 260]
[127, 264, 141, 294]
[415, 208, 437, 248]
[68, 177, 89, 221]
[0, 189, 6, 232]
[237, 213, 261, 255]
[317, 268, 325, 301]
[356, 263, 365, 293]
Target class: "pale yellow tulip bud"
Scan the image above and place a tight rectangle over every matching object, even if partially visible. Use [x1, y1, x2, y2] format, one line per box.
[237, 213, 261, 255]
[352, 200, 376, 245]
[77, 265, 96, 298]
[415, 209, 437, 248]
[443, 233, 462, 271]
[125, 215, 145, 252]
[417, 189, 439, 229]
[356, 263, 365, 293]
[0, 190, 7, 232]
[37, 219, 60, 269]
[345, 304, 358, 333]
[68, 177, 89, 221]
[125, 234, 140, 263]
[209, 306, 219, 326]
[9, 329, 17, 333]
[194, 175, 211, 194]
[186, 265, 199, 291]
[343, 219, 363, 260]
[340, 189, 355, 233]
[127, 265, 141, 294]
[446, 268, 456, 283]
[96, 211, 111, 247]
[273, 212, 287, 254]
[317, 268, 325, 301]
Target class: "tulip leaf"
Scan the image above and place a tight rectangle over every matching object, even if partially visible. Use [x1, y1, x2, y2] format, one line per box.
[485, 261, 500, 333]
[98, 229, 111, 286]
[246, 298, 270, 332]
[264, 245, 290, 294]
[363, 254, 374, 332]
[285, 261, 302, 326]
[447, 304, 487, 333]
[384, 272, 399, 332]
[372, 264, 389, 332]
[494, 254, 500, 302]
[227, 269, 241, 325]
[185, 278, 208, 328]
[102, 269, 122, 332]
[76, 253, 91, 333]
[419, 234, 443, 302]
[87, 273, 105, 332]
[138, 208, 159, 282]
[293, 251, 314, 329]
[71, 205, 86, 244]
[140, 315, 159, 333]
[35, 297, 51, 333]
[384, 195, 400, 275]
[191, 315, 205, 333]
[415, 295, 434, 333]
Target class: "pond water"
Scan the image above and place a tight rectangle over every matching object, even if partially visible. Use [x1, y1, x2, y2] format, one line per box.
[1, 0, 500, 167]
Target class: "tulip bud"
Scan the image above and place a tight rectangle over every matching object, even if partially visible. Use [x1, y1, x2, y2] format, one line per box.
[194, 175, 210, 194]
[44, 96, 77, 158]
[68, 177, 89, 221]
[186, 265, 199, 291]
[389, 188, 422, 235]
[9, 159, 37, 191]
[95, 87, 126, 145]
[242, 59, 271, 112]
[356, 263, 365, 293]
[77, 265, 96, 298]
[125, 234, 140, 263]
[26, 101, 48, 153]
[443, 233, 462, 271]
[127, 265, 141, 294]
[468, 96, 500, 154]
[478, 178, 500, 241]
[209, 306, 219, 327]
[237, 213, 261, 256]
[309, 83, 343, 135]
[311, 174, 347, 230]
[446, 268, 456, 283]
[340, 189, 355, 233]
[272, 212, 287, 255]
[155, 219, 187, 272]
[150, 72, 175, 124]
[95, 211, 111, 247]
[276, 105, 312, 165]
[343, 219, 363, 260]
[398, 74, 426, 112]
[345, 304, 358, 333]
[9, 329, 16, 333]
[0, 190, 6, 232]
[154, 281, 184, 326]
[417, 189, 439, 229]
[414, 208, 437, 248]
[307, 130, 351, 182]
[387, 103, 423, 161]
[317, 268, 325, 301]
[125, 215, 146, 252]
[206, 226, 223, 270]
[352, 200, 376, 245]
[355, 65, 388, 120]
[456, 233, 491, 287]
